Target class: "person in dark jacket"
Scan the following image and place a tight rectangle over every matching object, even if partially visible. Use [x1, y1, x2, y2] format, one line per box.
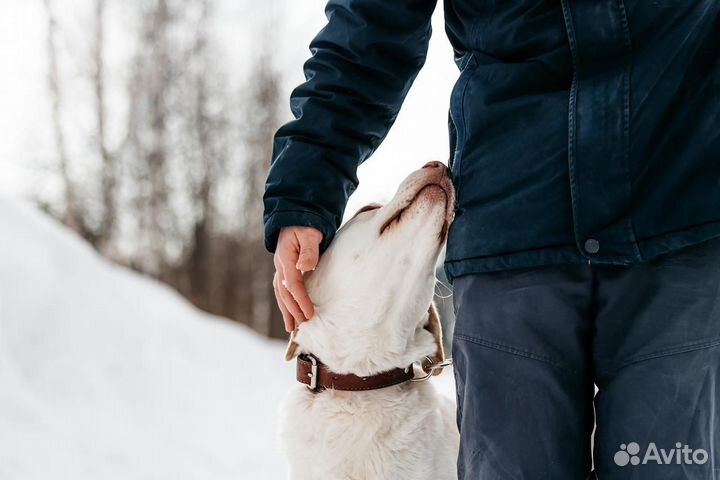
[264, 1, 720, 478]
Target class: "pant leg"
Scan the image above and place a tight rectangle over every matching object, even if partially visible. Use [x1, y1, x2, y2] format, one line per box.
[452, 266, 595, 480]
[593, 238, 720, 479]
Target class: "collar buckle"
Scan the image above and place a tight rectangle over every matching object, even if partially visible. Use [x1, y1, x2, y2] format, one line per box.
[305, 354, 319, 391]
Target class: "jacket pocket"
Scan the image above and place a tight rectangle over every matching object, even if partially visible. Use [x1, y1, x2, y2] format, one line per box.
[448, 53, 478, 208]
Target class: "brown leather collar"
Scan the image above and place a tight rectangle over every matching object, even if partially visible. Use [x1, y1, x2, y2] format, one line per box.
[297, 354, 416, 392]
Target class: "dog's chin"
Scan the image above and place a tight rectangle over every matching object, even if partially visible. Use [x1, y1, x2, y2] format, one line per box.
[418, 181, 455, 242]
[380, 180, 455, 243]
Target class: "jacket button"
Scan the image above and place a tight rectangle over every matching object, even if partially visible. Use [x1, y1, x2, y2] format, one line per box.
[584, 238, 600, 254]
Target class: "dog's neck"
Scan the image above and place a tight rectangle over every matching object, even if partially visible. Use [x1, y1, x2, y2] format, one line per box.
[290, 307, 440, 378]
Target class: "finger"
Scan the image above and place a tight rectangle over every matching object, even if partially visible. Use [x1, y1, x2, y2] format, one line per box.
[272, 275, 292, 331]
[275, 252, 307, 324]
[282, 262, 315, 319]
[296, 234, 321, 272]
[277, 268, 307, 325]
[273, 252, 285, 273]
[273, 274, 295, 332]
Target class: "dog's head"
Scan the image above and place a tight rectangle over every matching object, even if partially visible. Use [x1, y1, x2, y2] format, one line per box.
[285, 162, 455, 377]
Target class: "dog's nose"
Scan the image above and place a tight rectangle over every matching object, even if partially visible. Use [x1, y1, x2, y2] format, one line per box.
[422, 161, 445, 169]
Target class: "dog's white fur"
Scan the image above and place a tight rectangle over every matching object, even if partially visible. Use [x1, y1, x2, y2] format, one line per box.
[280, 164, 460, 480]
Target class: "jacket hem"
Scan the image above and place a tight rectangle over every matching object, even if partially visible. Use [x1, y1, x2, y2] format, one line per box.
[636, 220, 720, 261]
[444, 220, 720, 283]
[444, 245, 587, 282]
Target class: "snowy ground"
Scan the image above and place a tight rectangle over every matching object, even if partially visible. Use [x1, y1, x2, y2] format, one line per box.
[0, 199, 456, 479]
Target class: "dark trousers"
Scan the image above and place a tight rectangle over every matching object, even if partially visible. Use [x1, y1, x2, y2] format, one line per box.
[452, 238, 720, 479]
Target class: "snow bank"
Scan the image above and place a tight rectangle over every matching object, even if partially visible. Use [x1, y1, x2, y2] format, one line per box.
[0, 198, 292, 479]
[0, 199, 457, 479]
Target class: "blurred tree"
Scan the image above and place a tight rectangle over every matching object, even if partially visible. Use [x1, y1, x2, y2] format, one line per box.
[92, 0, 117, 253]
[43, 0, 81, 232]
[239, 52, 284, 338]
[42, 0, 287, 339]
[124, 0, 178, 274]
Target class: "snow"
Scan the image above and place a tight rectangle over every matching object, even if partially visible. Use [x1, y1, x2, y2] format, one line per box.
[0, 199, 457, 479]
[0, 198, 292, 479]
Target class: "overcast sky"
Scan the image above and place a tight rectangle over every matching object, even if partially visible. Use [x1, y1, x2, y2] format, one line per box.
[0, 0, 458, 220]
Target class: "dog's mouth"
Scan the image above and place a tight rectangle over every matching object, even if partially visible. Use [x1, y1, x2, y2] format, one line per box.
[379, 175, 455, 242]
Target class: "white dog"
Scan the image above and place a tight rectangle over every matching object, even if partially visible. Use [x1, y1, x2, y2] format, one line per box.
[280, 161, 460, 480]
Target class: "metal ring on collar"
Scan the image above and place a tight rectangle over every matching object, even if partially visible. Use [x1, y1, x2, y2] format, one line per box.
[411, 356, 454, 382]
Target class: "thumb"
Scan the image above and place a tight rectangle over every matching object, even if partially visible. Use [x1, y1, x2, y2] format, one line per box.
[296, 233, 321, 272]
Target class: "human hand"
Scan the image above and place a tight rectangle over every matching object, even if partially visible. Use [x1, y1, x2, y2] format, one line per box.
[272, 226, 323, 332]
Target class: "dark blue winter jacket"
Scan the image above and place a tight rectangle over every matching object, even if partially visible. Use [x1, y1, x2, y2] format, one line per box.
[263, 0, 720, 282]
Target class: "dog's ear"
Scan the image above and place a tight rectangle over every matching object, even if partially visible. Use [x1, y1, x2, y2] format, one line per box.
[284, 329, 299, 362]
[425, 303, 445, 376]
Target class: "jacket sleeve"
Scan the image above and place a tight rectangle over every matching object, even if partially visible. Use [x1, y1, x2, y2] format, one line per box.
[263, 0, 437, 253]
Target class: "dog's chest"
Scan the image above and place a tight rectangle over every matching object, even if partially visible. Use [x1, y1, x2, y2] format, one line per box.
[281, 383, 457, 480]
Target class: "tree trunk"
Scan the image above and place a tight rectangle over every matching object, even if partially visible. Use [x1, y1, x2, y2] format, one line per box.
[93, 0, 116, 250]
[44, 0, 80, 231]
